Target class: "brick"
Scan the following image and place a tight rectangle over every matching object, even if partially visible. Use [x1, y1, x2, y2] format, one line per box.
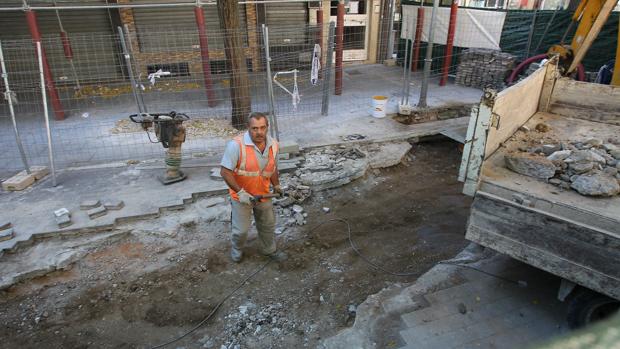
[0, 227, 15, 242]
[80, 200, 101, 210]
[2, 171, 35, 191]
[54, 208, 70, 217]
[87, 206, 107, 219]
[103, 199, 125, 210]
[56, 213, 72, 228]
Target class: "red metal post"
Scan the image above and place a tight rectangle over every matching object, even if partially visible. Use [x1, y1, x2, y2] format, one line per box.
[412, 7, 424, 72]
[194, 6, 217, 107]
[26, 10, 65, 120]
[440, 0, 458, 86]
[60, 31, 73, 59]
[335, 1, 344, 95]
[317, 9, 324, 78]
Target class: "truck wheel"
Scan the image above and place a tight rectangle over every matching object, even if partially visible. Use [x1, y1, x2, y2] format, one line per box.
[567, 289, 620, 329]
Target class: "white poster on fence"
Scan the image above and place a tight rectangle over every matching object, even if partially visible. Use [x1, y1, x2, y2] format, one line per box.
[401, 5, 506, 50]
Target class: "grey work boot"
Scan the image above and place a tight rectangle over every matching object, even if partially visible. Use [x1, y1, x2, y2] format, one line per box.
[266, 251, 288, 262]
[231, 247, 243, 263]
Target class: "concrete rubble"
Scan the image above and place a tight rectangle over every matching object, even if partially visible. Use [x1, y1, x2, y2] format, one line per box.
[506, 137, 620, 197]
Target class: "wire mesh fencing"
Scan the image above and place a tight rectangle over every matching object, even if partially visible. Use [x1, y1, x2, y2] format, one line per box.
[0, 22, 342, 174]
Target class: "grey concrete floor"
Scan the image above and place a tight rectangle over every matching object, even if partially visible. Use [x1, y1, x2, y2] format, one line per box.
[1, 64, 481, 175]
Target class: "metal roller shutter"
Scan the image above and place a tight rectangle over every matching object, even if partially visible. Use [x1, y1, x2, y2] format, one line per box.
[132, 3, 247, 53]
[0, 5, 120, 86]
[266, 3, 308, 44]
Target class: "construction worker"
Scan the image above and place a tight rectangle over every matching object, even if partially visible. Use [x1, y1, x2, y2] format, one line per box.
[220, 112, 287, 263]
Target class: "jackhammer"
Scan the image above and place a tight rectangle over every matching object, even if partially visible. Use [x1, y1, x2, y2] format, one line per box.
[129, 111, 189, 185]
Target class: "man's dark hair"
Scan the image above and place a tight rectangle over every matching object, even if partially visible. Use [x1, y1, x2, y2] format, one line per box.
[247, 112, 269, 126]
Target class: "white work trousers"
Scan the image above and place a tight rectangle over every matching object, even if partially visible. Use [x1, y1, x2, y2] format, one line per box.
[231, 199, 277, 255]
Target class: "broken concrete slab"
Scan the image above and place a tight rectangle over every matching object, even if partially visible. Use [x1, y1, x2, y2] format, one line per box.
[277, 162, 298, 173]
[0, 228, 15, 242]
[103, 200, 125, 210]
[2, 171, 35, 191]
[367, 142, 412, 169]
[55, 214, 72, 228]
[570, 173, 620, 197]
[87, 206, 107, 219]
[504, 153, 556, 179]
[80, 200, 101, 210]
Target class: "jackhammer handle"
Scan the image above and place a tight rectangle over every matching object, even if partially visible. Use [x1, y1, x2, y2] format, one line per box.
[251, 193, 282, 201]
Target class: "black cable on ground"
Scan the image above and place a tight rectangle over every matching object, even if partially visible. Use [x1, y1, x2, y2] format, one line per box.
[149, 217, 516, 348]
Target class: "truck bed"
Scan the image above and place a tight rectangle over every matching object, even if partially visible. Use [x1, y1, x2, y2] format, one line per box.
[466, 112, 620, 300]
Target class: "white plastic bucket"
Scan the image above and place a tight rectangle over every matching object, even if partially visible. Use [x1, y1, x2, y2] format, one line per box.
[371, 95, 388, 118]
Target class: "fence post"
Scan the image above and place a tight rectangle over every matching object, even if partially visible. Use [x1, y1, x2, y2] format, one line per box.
[322, 22, 336, 116]
[262, 24, 279, 141]
[418, 0, 440, 108]
[194, 5, 217, 107]
[440, 0, 458, 86]
[412, 7, 424, 72]
[118, 26, 145, 114]
[385, 0, 396, 60]
[26, 9, 65, 121]
[0, 40, 31, 174]
[36, 42, 56, 187]
[335, 0, 344, 95]
[122, 25, 147, 113]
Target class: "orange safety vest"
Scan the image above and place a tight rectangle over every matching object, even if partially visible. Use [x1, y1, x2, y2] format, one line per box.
[229, 135, 279, 202]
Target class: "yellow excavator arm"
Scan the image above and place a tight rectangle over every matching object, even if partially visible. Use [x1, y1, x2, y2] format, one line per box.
[547, 0, 619, 85]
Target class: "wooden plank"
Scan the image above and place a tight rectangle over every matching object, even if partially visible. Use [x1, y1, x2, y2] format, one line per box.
[548, 78, 620, 125]
[467, 192, 620, 299]
[537, 59, 559, 112]
[467, 225, 620, 300]
[484, 64, 546, 159]
[2, 172, 35, 191]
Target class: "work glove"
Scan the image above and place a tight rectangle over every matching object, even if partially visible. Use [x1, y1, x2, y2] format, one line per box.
[237, 189, 253, 205]
[274, 185, 284, 197]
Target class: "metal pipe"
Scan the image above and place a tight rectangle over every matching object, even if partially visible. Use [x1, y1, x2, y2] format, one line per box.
[440, 0, 458, 86]
[26, 9, 65, 120]
[533, 5, 561, 53]
[334, 0, 344, 96]
[194, 5, 217, 107]
[321, 21, 335, 116]
[122, 25, 148, 113]
[412, 6, 424, 72]
[405, 36, 415, 105]
[56, 2, 82, 90]
[0, 0, 320, 11]
[400, 38, 410, 105]
[525, 7, 538, 57]
[262, 24, 279, 141]
[385, 0, 396, 60]
[118, 26, 144, 115]
[37, 41, 56, 187]
[0, 40, 31, 174]
[418, 0, 440, 108]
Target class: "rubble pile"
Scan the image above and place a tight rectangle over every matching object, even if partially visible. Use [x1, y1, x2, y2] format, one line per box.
[203, 302, 317, 349]
[505, 138, 620, 197]
[455, 49, 516, 89]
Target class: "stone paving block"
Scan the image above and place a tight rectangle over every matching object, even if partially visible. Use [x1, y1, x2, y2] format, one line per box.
[0, 227, 15, 242]
[80, 200, 101, 210]
[424, 282, 473, 304]
[55, 213, 72, 228]
[0, 221, 11, 230]
[87, 206, 107, 219]
[277, 161, 298, 173]
[2, 171, 35, 191]
[103, 199, 125, 210]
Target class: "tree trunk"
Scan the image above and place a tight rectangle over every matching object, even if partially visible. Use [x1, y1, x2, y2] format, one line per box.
[218, 0, 251, 129]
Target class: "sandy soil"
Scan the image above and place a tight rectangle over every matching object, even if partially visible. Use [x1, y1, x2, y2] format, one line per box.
[0, 141, 471, 349]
